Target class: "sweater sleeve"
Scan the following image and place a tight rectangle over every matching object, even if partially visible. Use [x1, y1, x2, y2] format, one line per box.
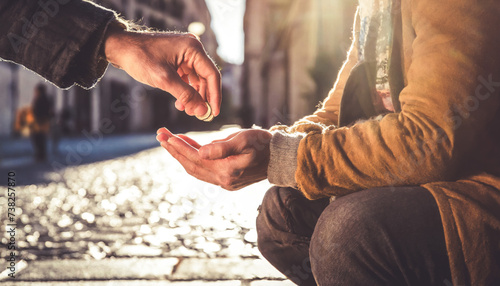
[0, 0, 119, 89]
[296, 0, 500, 199]
[267, 130, 305, 187]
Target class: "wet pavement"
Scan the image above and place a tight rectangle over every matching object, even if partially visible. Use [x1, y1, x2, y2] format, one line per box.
[0, 128, 292, 285]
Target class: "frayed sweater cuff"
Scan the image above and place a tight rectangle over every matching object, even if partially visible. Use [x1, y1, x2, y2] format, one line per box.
[267, 131, 305, 187]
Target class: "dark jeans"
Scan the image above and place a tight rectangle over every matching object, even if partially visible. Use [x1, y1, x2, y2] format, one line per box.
[256, 186, 452, 285]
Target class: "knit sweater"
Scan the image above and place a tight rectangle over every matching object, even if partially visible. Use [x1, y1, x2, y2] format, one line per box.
[267, 0, 500, 285]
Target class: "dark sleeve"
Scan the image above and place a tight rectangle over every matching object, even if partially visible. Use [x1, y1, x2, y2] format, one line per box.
[0, 0, 119, 89]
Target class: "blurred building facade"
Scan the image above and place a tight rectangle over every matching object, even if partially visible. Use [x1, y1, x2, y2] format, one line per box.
[242, 0, 357, 127]
[0, 0, 218, 137]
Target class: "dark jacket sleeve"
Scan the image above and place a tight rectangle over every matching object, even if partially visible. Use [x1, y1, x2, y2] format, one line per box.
[0, 0, 118, 89]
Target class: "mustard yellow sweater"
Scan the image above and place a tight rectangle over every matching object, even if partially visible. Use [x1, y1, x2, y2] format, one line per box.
[268, 0, 500, 284]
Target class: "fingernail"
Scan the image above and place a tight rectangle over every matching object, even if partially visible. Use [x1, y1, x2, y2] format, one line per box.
[175, 100, 185, 111]
[158, 128, 174, 138]
[157, 131, 172, 142]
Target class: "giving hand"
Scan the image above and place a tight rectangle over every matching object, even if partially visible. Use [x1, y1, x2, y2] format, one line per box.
[104, 24, 221, 118]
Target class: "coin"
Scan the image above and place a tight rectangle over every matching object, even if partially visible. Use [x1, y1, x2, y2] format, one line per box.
[196, 102, 213, 122]
[203, 113, 214, 122]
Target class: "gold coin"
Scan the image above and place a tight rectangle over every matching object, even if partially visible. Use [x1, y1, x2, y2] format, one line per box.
[203, 113, 214, 122]
[196, 102, 212, 121]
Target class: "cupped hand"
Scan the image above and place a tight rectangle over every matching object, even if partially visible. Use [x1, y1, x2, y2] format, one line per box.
[104, 25, 221, 117]
[156, 128, 272, 191]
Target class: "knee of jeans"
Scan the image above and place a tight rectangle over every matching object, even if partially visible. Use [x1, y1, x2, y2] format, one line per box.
[310, 195, 383, 279]
[257, 187, 295, 254]
[257, 187, 281, 240]
[259, 186, 282, 215]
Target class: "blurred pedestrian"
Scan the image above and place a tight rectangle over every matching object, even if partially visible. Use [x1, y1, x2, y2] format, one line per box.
[31, 84, 53, 161]
[14, 106, 33, 138]
[50, 110, 61, 156]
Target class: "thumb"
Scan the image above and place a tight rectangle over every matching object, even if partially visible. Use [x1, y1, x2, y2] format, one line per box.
[199, 140, 240, 160]
[159, 69, 208, 117]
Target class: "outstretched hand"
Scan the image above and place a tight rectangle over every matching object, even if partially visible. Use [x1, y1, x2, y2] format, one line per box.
[104, 24, 221, 118]
[156, 128, 272, 191]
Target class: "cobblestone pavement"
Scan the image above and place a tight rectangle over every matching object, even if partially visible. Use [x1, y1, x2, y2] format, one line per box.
[1, 128, 294, 285]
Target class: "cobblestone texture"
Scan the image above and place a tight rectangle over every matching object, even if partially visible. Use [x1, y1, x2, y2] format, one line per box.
[171, 258, 285, 281]
[0, 130, 291, 284]
[12, 258, 179, 281]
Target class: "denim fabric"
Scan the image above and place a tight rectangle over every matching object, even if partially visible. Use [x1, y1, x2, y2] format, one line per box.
[257, 186, 451, 285]
[257, 187, 329, 285]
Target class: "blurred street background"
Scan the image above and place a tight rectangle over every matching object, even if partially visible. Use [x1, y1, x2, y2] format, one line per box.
[1, 0, 357, 284]
[1, 128, 292, 285]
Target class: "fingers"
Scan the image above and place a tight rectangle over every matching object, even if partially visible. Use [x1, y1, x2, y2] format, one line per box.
[156, 127, 172, 136]
[198, 77, 207, 102]
[166, 136, 199, 159]
[156, 130, 265, 191]
[157, 130, 202, 162]
[206, 73, 222, 117]
[158, 133, 219, 186]
[164, 138, 241, 191]
[178, 66, 207, 101]
[179, 72, 190, 85]
[199, 140, 241, 160]
[160, 137, 214, 183]
[159, 68, 208, 117]
[177, 134, 201, 149]
[164, 35, 220, 117]
[157, 128, 202, 149]
[156, 132, 171, 143]
[210, 132, 240, 144]
[192, 53, 222, 116]
[199, 131, 248, 159]
[161, 131, 242, 165]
